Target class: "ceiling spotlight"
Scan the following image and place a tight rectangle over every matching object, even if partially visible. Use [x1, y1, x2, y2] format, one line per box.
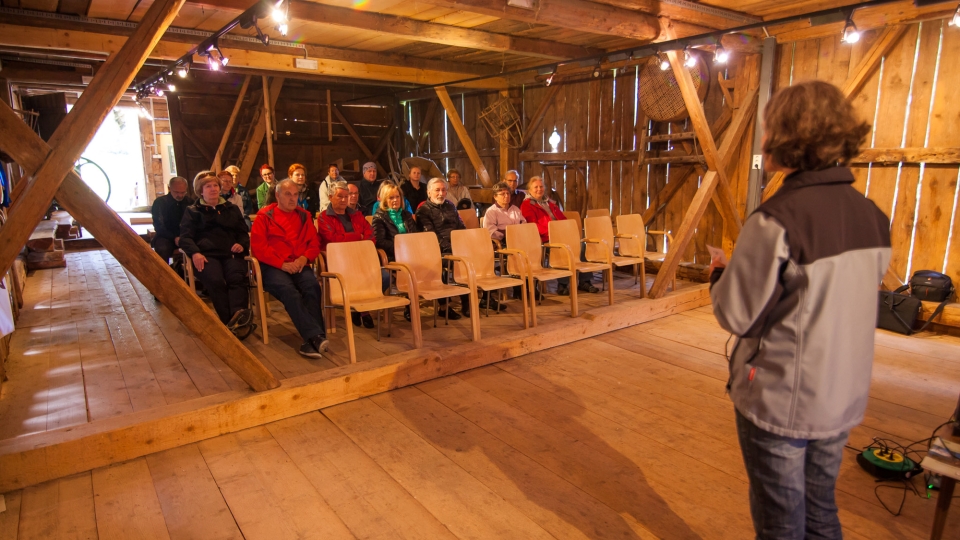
[278, 22, 288, 36]
[684, 49, 697, 68]
[137, 102, 153, 121]
[658, 53, 670, 71]
[841, 15, 860, 43]
[176, 62, 189, 78]
[155, 87, 164, 97]
[167, 82, 176, 92]
[592, 65, 601, 78]
[950, 4, 960, 26]
[254, 22, 270, 45]
[714, 45, 729, 64]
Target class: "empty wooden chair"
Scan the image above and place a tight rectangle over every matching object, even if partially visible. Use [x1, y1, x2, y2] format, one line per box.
[584, 215, 645, 289]
[451, 228, 530, 328]
[458, 208, 480, 229]
[616, 213, 676, 294]
[320, 240, 421, 364]
[395, 232, 481, 341]
[548, 219, 614, 306]
[505, 222, 577, 320]
[585, 208, 610, 219]
[180, 250, 271, 344]
[562, 210, 583, 238]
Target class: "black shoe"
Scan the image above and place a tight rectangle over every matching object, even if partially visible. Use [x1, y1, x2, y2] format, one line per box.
[361, 313, 375, 328]
[557, 285, 570, 296]
[227, 309, 246, 329]
[233, 323, 255, 341]
[298, 341, 323, 359]
[461, 303, 472, 318]
[403, 306, 411, 322]
[351, 312, 362, 327]
[578, 282, 600, 293]
[310, 335, 329, 353]
[437, 307, 462, 320]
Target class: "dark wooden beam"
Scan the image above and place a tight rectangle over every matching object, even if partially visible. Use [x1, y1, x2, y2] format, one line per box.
[519, 84, 561, 152]
[333, 105, 388, 178]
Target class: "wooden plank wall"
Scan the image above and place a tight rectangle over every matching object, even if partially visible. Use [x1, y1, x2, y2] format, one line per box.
[405, 55, 759, 265]
[775, 20, 960, 287]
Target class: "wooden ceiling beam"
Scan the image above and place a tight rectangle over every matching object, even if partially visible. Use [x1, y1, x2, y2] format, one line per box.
[421, 0, 660, 41]
[436, 86, 493, 187]
[0, 23, 508, 88]
[187, 0, 597, 61]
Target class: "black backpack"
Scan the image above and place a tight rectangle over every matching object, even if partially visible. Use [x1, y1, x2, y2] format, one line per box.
[878, 270, 954, 335]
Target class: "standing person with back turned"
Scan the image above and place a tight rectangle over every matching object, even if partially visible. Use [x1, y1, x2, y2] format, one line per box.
[709, 80, 890, 540]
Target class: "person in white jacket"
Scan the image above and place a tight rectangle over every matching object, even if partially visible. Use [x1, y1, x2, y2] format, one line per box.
[317, 163, 341, 212]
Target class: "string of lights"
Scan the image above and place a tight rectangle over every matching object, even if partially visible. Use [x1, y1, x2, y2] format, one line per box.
[134, 0, 289, 117]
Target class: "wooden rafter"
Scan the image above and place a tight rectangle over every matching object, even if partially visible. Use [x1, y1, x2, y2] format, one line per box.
[212, 75, 250, 172]
[180, 122, 215, 166]
[647, 84, 759, 299]
[237, 77, 284, 189]
[417, 100, 439, 153]
[664, 47, 743, 237]
[333, 105, 388, 178]
[519, 84, 561, 152]
[761, 24, 909, 202]
[0, 94, 279, 393]
[422, 0, 660, 41]
[436, 86, 493, 187]
[262, 75, 275, 169]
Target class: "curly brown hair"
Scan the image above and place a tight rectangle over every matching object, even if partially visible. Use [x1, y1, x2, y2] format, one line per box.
[762, 80, 871, 172]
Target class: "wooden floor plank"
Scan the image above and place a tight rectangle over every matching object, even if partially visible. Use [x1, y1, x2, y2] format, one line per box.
[18, 473, 97, 540]
[44, 323, 88, 431]
[370, 386, 661, 539]
[104, 313, 167, 412]
[198, 427, 355, 540]
[92, 458, 171, 540]
[145, 444, 243, 540]
[0, 325, 53, 439]
[266, 412, 457, 540]
[324, 398, 556, 540]
[77, 317, 134, 421]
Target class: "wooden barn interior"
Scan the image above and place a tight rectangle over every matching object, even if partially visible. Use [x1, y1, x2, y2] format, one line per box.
[0, 0, 960, 537]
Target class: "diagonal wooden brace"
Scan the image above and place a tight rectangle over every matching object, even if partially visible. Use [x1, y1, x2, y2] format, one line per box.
[0, 0, 185, 278]
[0, 103, 280, 392]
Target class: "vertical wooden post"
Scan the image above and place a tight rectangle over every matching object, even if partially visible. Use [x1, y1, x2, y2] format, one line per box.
[326, 89, 333, 143]
[499, 90, 510, 182]
[262, 76, 275, 168]
[212, 75, 250, 172]
[436, 86, 492, 187]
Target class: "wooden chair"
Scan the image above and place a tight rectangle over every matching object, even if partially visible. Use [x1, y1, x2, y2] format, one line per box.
[458, 208, 480, 229]
[584, 215, 645, 290]
[505, 223, 577, 319]
[562, 210, 583, 238]
[549, 219, 614, 307]
[585, 208, 610, 219]
[365, 215, 374, 226]
[320, 240, 421, 364]
[317, 247, 389, 335]
[395, 232, 481, 341]
[451, 228, 530, 329]
[616, 214, 676, 294]
[180, 250, 270, 344]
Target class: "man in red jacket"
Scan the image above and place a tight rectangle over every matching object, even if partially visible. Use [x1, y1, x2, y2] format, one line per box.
[251, 179, 328, 359]
[316, 180, 377, 328]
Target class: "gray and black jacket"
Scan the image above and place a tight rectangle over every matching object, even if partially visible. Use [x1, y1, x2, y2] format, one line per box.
[710, 166, 891, 439]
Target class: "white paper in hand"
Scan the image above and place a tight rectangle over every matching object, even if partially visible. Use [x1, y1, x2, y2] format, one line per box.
[706, 244, 728, 266]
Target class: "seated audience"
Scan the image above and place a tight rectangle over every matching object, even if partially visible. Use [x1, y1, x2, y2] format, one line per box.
[417, 178, 491, 317]
[357, 162, 383, 216]
[504, 169, 526, 210]
[445, 168, 473, 209]
[370, 179, 414, 215]
[401, 166, 428, 210]
[520, 176, 597, 295]
[317, 180, 376, 328]
[218, 170, 243, 209]
[151, 176, 193, 264]
[267, 163, 318, 215]
[484, 181, 526, 242]
[318, 163, 341, 212]
[179, 171, 253, 337]
[224, 164, 257, 216]
[254, 164, 276, 209]
[347, 182, 360, 213]
[372, 182, 419, 321]
[250, 179, 329, 359]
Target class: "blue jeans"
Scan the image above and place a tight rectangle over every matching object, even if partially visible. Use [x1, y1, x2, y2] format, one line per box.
[260, 264, 325, 342]
[735, 410, 847, 540]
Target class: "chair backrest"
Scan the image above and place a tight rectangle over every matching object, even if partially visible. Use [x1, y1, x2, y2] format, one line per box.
[562, 210, 583, 238]
[365, 215, 374, 225]
[616, 214, 645, 257]
[395, 232, 444, 293]
[458, 209, 480, 229]
[505, 223, 543, 276]
[547, 219, 581, 269]
[326, 240, 384, 304]
[585, 208, 610, 219]
[584, 216, 614, 261]
[451, 229, 496, 282]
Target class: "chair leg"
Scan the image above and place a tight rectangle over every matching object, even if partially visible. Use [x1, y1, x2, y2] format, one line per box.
[376, 309, 381, 341]
[409, 300, 423, 349]
[569, 274, 579, 318]
[433, 300, 438, 328]
[519, 282, 529, 329]
[386, 307, 392, 337]
[345, 309, 357, 364]
[528, 275, 538, 327]
[468, 288, 480, 341]
[607, 267, 614, 306]
[257, 291, 269, 345]
[640, 260, 647, 299]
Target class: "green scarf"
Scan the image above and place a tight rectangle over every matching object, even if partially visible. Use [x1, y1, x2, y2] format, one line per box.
[387, 209, 406, 233]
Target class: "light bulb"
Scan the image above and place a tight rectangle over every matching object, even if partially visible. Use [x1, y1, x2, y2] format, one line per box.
[951, 5, 960, 26]
[684, 51, 697, 68]
[272, 7, 286, 22]
[548, 129, 561, 151]
[167, 83, 176, 92]
[842, 19, 860, 43]
[714, 47, 729, 64]
[177, 65, 188, 77]
[659, 57, 670, 71]
[278, 22, 288, 36]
